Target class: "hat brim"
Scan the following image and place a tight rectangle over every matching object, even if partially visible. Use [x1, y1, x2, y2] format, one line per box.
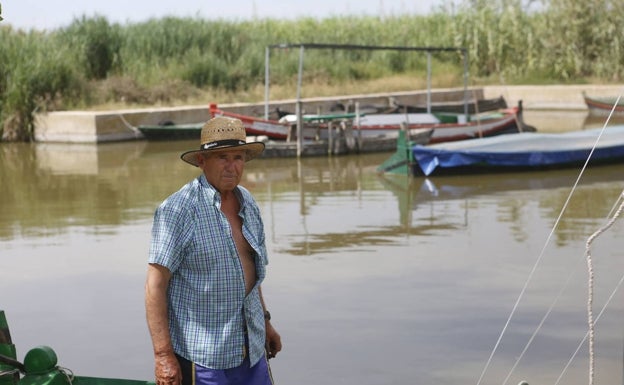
[181, 142, 265, 166]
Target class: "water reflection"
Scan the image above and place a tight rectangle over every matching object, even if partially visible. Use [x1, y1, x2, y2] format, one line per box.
[2, 138, 624, 251]
[2, 114, 624, 385]
[378, 165, 624, 246]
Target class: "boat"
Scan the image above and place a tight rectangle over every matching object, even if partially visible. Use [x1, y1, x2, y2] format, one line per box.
[582, 91, 624, 116]
[256, 126, 433, 158]
[356, 104, 530, 144]
[136, 104, 292, 141]
[138, 100, 531, 150]
[328, 95, 508, 115]
[387, 94, 508, 114]
[135, 122, 206, 140]
[0, 309, 155, 385]
[213, 101, 531, 142]
[378, 124, 624, 176]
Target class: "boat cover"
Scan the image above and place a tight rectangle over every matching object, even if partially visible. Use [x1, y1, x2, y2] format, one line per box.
[413, 124, 624, 175]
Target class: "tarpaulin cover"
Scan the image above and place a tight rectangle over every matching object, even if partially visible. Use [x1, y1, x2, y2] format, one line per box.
[413, 125, 624, 176]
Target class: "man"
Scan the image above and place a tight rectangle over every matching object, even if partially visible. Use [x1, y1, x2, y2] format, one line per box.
[145, 116, 282, 385]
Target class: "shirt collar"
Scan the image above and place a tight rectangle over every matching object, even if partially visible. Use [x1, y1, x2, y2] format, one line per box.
[198, 174, 244, 208]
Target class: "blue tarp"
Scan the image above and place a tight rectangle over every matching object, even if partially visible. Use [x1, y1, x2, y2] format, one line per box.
[413, 125, 624, 176]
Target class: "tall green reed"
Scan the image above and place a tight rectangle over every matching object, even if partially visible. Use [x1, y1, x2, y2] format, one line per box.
[1, 0, 623, 141]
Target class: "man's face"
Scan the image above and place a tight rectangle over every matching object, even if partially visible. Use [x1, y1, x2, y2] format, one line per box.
[197, 149, 246, 193]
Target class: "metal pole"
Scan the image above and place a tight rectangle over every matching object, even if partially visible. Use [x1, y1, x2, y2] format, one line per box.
[296, 45, 305, 157]
[463, 49, 469, 117]
[264, 46, 270, 120]
[426, 52, 431, 114]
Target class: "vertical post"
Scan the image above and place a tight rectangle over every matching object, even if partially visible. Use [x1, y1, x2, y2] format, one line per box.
[426, 52, 432, 114]
[327, 121, 333, 156]
[355, 102, 362, 150]
[463, 49, 469, 117]
[296, 45, 305, 157]
[264, 46, 270, 120]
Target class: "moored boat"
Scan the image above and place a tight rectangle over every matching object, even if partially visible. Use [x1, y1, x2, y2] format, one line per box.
[138, 101, 532, 151]
[226, 101, 530, 143]
[388, 94, 508, 114]
[378, 124, 624, 176]
[582, 91, 624, 116]
[329, 95, 508, 115]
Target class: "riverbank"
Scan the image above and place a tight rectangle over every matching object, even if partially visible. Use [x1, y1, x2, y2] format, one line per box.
[32, 84, 623, 143]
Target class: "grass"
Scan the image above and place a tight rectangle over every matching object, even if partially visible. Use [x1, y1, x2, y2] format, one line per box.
[1, 0, 623, 141]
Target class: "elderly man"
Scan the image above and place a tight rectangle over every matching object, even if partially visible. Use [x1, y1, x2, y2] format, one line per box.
[145, 116, 281, 385]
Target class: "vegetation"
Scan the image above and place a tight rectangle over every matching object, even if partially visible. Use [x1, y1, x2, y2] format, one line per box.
[0, 0, 623, 141]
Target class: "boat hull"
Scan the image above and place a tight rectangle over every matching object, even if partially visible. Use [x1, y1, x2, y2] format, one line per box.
[583, 93, 624, 117]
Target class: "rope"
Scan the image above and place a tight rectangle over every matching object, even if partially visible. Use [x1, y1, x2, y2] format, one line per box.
[117, 114, 144, 138]
[477, 89, 624, 385]
[500, 253, 585, 385]
[58, 366, 75, 385]
[584, 192, 624, 385]
[554, 259, 624, 385]
[502, 190, 624, 385]
[475, 159, 588, 385]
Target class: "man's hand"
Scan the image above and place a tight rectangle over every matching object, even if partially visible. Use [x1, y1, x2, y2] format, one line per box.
[265, 322, 282, 359]
[155, 352, 182, 385]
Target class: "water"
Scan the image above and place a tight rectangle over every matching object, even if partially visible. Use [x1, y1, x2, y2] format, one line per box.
[2, 112, 624, 385]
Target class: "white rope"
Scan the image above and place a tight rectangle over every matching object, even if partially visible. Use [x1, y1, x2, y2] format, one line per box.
[475, 158, 591, 385]
[477, 89, 624, 385]
[501, 190, 624, 385]
[500, 253, 584, 385]
[584, 192, 624, 385]
[554, 250, 624, 385]
[58, 366, 75, 385]
[117, 114, 145, 138]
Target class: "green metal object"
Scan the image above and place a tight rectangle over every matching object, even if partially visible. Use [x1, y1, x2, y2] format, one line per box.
[0, 310, 19, 385]
[23, 347, 57, 374]
[18, 369, 69, 385]
[0, 310, 155, 385]
[376, 129, 415, 175]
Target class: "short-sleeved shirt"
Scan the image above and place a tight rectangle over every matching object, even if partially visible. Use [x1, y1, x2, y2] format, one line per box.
[149, 174, 268, 369]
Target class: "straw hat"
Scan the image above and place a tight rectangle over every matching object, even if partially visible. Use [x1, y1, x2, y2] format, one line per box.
[180, 116, 265, 166]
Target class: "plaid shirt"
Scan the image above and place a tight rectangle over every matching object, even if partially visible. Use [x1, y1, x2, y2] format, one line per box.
[149, 174, 268, 369]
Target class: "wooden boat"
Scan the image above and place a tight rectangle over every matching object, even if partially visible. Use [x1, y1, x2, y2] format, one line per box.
[355, 104, 530, 144]
[212, 101, 532, 142]
[328, 95, 508, 115]
[378, 124, 624, 176]
[136, 122, 206, 140]
[138, 100, 531, 147]
[136, 104, 295, 141]
[387, 94, 508, 114]
[582, 92, 624, 116]
[0, 309, 154, 385]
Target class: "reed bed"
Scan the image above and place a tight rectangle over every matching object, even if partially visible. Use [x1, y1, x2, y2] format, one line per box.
[0, 0, 623, 141]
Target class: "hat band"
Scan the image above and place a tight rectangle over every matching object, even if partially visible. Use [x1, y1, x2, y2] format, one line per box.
[201, 139, 246, 150]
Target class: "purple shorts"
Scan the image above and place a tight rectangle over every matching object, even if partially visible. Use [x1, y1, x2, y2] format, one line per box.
[176, 353, 274, 385]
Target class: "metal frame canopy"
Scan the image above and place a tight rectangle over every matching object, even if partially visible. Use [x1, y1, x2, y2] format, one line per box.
[263, 43, 469, 155]
[264, 43, 469, 116]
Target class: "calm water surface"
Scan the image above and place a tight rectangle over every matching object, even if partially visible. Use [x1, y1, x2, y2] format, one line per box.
[1, 112, 624, 385]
